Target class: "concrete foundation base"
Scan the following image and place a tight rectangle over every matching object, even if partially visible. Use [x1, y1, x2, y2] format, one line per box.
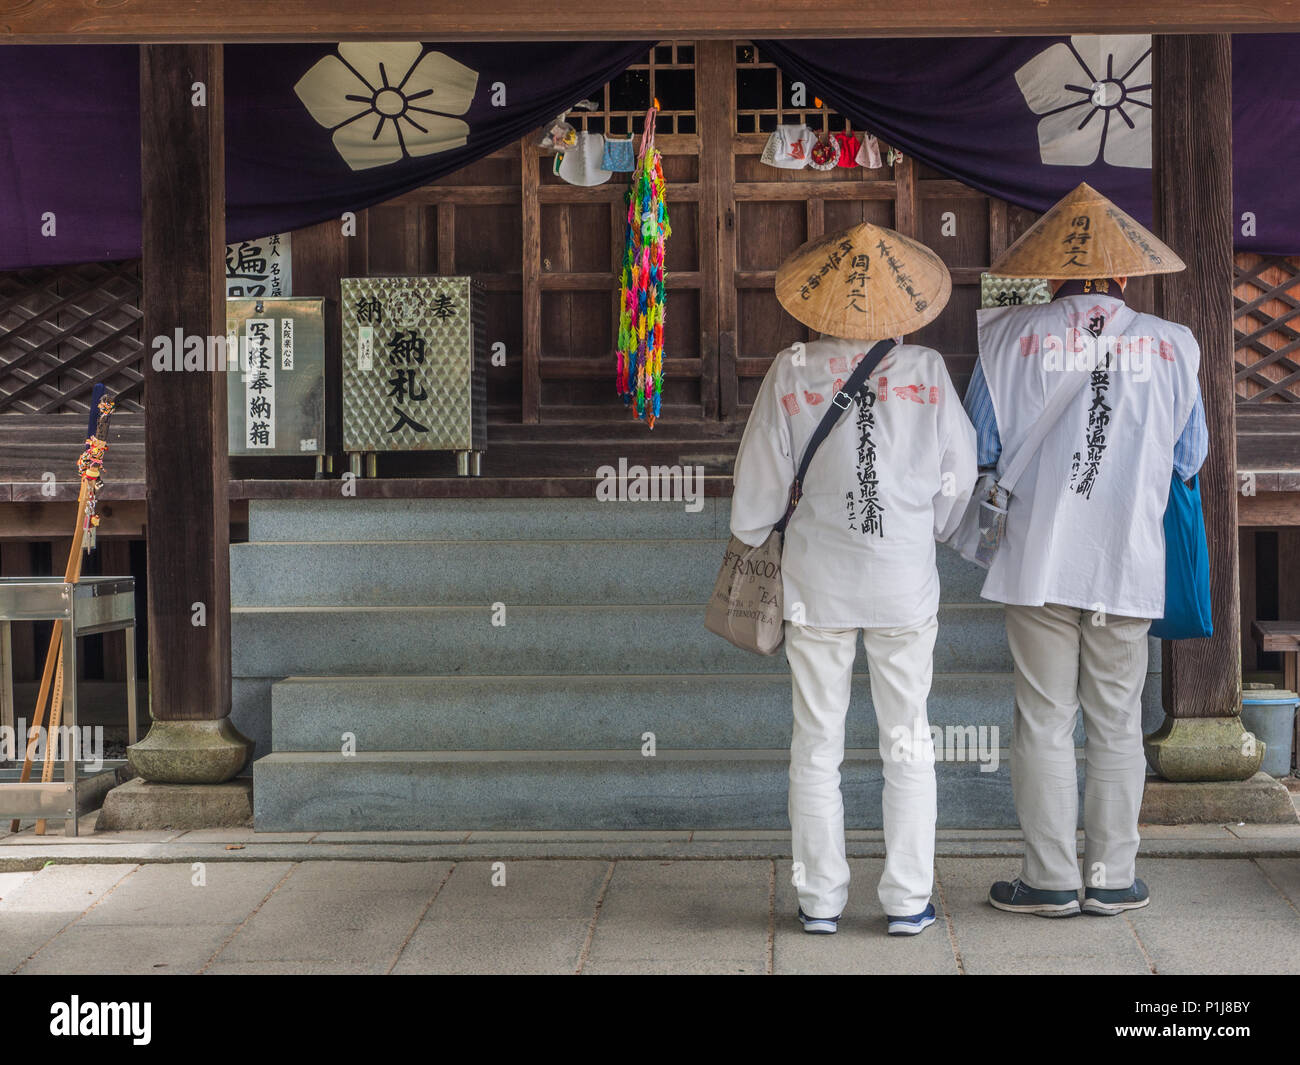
[1139, 771, 1297, 825]
[96, 777, 253, 831]
[128, 718, 252, 784]
[1144, 715, 1265, 782]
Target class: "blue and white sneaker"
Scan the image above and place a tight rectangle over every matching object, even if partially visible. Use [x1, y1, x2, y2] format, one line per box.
[1083, 878, 1150, 916]
[886, 902, 937, 937]
[988, 878, 1081, 917]
[797, 907, 840, 934]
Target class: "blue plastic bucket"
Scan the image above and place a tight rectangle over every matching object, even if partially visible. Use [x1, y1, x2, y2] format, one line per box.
[1241, 689, 1298, 778]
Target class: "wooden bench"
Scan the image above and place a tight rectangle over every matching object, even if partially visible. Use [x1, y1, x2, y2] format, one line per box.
[1253, 621, 1300, 694]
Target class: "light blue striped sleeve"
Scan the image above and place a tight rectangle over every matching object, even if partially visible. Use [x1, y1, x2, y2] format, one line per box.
[1173, 390, 1209, 481]
[963, 359, 1002, 470]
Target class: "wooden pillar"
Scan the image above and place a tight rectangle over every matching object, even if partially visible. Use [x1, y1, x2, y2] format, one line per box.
[1146, 35, 1260, 782]
[129, 44, 249, 783]
[1152, 34, 1240, 719]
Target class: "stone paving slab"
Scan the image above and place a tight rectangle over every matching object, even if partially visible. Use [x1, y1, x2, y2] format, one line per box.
[1127, 916, 1300, 975]
[389, 861, 610, 975]
[202, 960, 388, 975]
[2, 855, 1299, 975]
[936, 857, 1152, 975]
[172, 829, 318, 844]
[18, 920, 236, 975]
[214, 861, 453, 970]
[585, 859, 771, 973]
[312, 830, 466, 844]
[1134, 858, 1296, 920]
[581, 956, 768, 974]
[74, 861, 294, 927]
[394, 917, 594, 975]
[0, 871, 37, 901]
[0, 864, 137, 974]
[1226, 822, 1300, 838]
[0, 828, 187, 846]
[1255, 858, 1300, 909]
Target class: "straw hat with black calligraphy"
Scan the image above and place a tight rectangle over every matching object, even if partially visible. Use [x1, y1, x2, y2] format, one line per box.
[775, 222, 952, 340]
[990, 181, 1185, 279]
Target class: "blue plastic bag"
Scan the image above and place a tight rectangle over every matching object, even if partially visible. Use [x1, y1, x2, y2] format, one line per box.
[1150, 472, 1213, 640]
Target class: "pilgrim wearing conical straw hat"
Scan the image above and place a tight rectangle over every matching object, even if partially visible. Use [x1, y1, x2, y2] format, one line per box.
[959, 180, 1208, 918]
[727, 221, 978, 932]
[990, 181, 1185, 280]
[775, 222, 952, 340]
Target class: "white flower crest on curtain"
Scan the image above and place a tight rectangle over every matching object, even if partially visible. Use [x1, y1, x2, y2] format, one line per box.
[1015, 35, 1152, 169]
[294, 43, 480, 172]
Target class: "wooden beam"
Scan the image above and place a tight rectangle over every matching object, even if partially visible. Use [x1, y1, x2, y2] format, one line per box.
[1239, 491, 1300, 525]
[6, 0, 1300, 41]
[696, 39, 728, 420]
[520, 138, 541, 424]
[893, 154, 919, 239]
[140, 44, 231, 723]
[1153, 34, 1240, 720]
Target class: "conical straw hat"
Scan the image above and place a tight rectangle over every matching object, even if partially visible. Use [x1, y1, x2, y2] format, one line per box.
[991, 182, 1185, 279]
[775, 223, 951, 340]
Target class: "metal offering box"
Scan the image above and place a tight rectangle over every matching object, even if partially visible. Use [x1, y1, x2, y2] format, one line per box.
[979, 273, 1051, 309]
[340, 276, 487, 476]
[225, 297, 327, 458]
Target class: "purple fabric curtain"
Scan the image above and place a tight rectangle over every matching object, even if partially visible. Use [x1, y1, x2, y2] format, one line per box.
[3, 37, 1298, 268]
[0, 42, 650, 270]
[757, 36, 1299, 255]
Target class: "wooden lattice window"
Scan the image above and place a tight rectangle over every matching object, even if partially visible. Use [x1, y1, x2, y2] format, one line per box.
[524, 41, 705, 423]
[570, 41, 697, 137]
[735, 43, 856, 134]
[0, 261, 145, 415]
[1234, 253, 1300, 403]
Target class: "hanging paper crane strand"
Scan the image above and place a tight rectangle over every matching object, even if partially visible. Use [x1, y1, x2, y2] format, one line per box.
[616, 112, 670, 428]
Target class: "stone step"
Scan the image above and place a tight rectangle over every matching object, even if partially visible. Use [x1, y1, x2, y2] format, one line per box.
[248, 497, 728, 544]
[232, 603, 1027, 678]
[253, 748, 1059, 831]
[231, 538, 987, 607]
[268, 673, 1162, 752]
[271, 673, 1014, 751]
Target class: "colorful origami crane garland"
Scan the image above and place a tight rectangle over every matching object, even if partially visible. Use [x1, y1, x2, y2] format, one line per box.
[616, 107, 671, 428]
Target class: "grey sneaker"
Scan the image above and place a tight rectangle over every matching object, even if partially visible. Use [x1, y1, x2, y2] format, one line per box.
[1083, 878, 1150, 916]
[988, 878, 1081, 917]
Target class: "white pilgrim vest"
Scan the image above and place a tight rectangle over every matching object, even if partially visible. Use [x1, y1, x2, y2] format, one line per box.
[730, 338, 978, 629]
[976, 293, 1202, 618]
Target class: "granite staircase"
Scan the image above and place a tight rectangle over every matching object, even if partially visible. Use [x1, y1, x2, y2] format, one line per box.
[233, 498, 1162, 831]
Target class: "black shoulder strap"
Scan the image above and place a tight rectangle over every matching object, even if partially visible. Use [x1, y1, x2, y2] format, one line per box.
[776, 338, 894, 533]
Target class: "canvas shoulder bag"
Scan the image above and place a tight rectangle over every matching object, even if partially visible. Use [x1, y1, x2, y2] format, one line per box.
[705, 340, 894, 654]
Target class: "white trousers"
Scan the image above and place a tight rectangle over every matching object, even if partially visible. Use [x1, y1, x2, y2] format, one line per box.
[784, 617, 939, 918]
[1005, 603, 1150, 892]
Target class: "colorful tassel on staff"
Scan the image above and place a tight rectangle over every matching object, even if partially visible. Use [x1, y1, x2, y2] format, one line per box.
[616, 109, 670, 428]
